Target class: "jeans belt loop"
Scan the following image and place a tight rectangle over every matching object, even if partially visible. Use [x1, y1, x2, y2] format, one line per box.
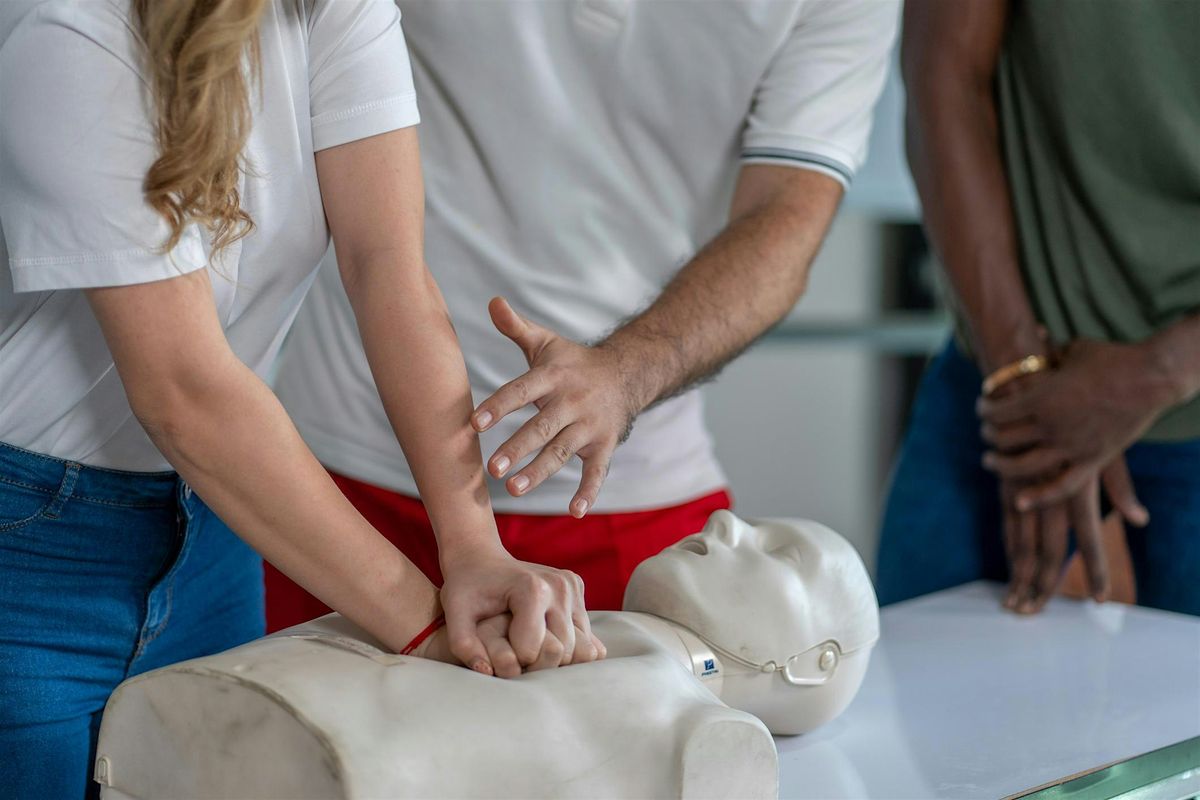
[44, 461, 81, 519]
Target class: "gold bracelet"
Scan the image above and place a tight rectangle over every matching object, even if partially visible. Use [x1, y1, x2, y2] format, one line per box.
[982, 354, 1049, 396]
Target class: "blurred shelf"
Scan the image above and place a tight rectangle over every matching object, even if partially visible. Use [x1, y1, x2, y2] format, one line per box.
[765, 313, 950, 355]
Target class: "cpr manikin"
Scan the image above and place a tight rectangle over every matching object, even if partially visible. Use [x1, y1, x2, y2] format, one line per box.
[94, 511, 878, 799]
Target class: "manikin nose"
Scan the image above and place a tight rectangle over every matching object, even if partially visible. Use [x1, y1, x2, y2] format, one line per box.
[712, 519, 739, 546]
[678, 537, 708, 555]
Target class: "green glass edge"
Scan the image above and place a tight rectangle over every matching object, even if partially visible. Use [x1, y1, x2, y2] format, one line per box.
[1019, 737, 1200, 800]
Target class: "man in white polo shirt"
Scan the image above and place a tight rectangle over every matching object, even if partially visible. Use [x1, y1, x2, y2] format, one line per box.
[269, 0, 898, 627]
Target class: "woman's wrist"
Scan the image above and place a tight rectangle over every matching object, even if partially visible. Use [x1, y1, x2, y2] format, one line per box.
[400, 613, 446, 655]
[347, 553, 442, 654]
[436, 523, 509, 572]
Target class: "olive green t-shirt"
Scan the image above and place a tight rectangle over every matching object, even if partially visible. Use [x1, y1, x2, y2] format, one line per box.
[996, 0, 1200, 440]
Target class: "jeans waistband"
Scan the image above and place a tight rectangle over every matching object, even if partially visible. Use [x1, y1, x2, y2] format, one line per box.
[0, 441, 178, 508]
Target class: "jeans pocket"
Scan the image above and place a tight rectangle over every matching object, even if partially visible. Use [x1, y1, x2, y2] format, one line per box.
[0, 479, 54, 532]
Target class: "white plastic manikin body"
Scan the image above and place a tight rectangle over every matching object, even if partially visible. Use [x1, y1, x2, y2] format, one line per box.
[94, 511, 878, 799]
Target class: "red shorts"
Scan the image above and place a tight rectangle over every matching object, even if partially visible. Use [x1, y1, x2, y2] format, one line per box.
[264, 472, 732, 632]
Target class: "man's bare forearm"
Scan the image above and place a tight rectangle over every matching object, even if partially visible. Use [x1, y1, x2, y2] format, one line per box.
[600, 165, 843, 413]
[903, 0, 1043, 374]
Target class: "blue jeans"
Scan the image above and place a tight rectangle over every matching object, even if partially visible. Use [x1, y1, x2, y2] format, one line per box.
[876, 340, 1200, 616]
[0, 442, 264, 799]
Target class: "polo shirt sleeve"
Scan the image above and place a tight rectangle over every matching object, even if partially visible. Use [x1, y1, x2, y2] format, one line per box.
[740, 0, 900, 187]
[307, 0, 420, 152]
[0, 7, 207, 294]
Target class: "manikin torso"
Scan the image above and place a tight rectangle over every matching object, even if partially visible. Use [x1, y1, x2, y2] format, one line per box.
[94, 512, 878, 800]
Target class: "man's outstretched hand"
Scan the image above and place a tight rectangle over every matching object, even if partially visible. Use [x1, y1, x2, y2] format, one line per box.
[471, 297, 648, 518]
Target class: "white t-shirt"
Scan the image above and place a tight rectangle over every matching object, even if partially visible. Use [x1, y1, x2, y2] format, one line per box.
[276, 0, 898, 513]
[0, 0, 419, 471]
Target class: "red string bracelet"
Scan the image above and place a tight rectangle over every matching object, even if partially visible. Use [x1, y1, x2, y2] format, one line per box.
[400, 615, 446, 656]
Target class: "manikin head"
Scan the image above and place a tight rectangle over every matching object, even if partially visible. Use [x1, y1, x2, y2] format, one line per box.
[624, 510, 879, 735]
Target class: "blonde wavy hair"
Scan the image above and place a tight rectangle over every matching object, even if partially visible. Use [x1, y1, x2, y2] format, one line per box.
[134, 0, 268, 257]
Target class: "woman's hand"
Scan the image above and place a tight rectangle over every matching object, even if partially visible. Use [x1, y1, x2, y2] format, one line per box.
[438, 546, 605, 675]
[471, 298, 643, 518]
[417, 611, 605, 678]
[417, 613, 605, 678]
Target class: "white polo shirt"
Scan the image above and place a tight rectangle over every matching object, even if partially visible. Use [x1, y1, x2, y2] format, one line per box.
[275, 0, 899, 513]
[0, 0, 419, 471]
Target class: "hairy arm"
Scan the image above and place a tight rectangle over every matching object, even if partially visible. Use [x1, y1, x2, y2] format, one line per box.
[473, 165, 843, 515]
[604, 165, 844, 408]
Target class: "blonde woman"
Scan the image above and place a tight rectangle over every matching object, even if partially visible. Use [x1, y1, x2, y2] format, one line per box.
[0, 1, 601, 795]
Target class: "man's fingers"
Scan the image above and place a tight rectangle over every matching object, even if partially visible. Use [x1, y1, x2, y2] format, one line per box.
[1013, 464, 1091, 511]
[506, 425, 586, 497]
[1070, 482, 1110, 603]
[570, 454, 611, 518]
[982, 447, 1065, 480]
[473, 370, 553, 435]
[506, 576, 550, 666]
[1024, 503, 1068, 614]
[487, 406, 565, 480]
[1002, 507, 1022, 610]
[976, 393, 1033, 426]
[1100, 457, 1149, 527]
[488, 296, 552, 364]
[980, 421, 1042, 452]
[1009, 508, 1038, 607]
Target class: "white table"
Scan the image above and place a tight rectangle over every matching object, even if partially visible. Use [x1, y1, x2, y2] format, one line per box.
[777, 582, 1200, 799]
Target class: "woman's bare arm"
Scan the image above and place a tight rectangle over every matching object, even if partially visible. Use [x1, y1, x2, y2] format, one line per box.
[314, 128, 600, 673]
[86, 270, 440, 654]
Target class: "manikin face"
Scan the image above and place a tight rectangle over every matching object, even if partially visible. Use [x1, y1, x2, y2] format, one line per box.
[623, 510, 879, 734]
[624, 509, 879, 665]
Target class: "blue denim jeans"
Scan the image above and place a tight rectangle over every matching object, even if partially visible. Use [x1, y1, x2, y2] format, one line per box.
[876, 340, 1200, 616]
[0, 442, 264, 799]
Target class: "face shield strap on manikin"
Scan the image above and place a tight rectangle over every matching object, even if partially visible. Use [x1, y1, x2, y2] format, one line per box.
[707, 638, 846, 686]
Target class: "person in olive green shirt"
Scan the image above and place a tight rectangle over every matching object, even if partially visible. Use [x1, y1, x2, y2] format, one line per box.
[876, 0, 1200, 615]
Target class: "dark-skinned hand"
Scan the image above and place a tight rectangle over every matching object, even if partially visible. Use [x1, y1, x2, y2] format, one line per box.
[979, 343, 1155, 611]
[998, 461, 1138, 611]
[977, 339, 1171, 512]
